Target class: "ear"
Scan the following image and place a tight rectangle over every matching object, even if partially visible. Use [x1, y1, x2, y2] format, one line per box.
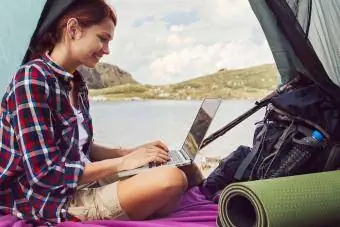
[66, 18, 83, 40]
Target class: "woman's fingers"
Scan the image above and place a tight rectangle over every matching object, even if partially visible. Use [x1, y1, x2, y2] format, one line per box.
[157, 153, 170, 161]
[146, 150, 169, 163]
[135, 145, 170, 165]
[152, 147, 169, 160]
[146, 146, 168, 157]
[147, 155, 166, 164]
[155, 156, 167, 164]
[151, 140, 169, 152]
[151, 152, 169, 162]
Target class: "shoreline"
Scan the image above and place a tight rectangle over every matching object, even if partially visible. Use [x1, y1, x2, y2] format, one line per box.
[89, 96, 259, 102]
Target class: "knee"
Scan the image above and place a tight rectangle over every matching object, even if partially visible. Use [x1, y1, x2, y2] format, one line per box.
[157, 167, 188, 193]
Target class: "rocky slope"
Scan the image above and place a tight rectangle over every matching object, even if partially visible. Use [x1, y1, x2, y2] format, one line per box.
[78, 63, 138, 89]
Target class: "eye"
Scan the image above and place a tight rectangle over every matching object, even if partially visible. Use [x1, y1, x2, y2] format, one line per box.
[97, 35, 108, 43]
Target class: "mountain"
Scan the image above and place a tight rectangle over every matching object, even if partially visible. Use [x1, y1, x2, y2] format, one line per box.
[89, 63, 278, 100]
[78, 62, 138, 89]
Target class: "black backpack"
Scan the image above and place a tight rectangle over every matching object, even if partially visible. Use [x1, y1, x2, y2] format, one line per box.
[200, 78, 340, 202]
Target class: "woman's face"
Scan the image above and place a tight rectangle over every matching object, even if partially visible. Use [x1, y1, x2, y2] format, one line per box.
[71, 17, 115, 68]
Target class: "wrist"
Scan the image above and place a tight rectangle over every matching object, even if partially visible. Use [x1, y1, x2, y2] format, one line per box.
[118, 157, 125, 171]
[119, 147, 133, 156]
[103, 157, 124, 173]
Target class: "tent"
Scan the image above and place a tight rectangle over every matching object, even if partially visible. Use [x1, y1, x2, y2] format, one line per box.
[251, 0, 340, 101]
[1, 0, 339, 226]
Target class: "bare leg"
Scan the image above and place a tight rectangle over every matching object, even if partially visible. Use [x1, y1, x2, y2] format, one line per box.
[152, 192, 182, 218]
[117, 166, 188, 220]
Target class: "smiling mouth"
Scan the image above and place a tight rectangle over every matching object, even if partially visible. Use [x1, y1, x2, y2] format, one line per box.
[93, 54, 102, 60]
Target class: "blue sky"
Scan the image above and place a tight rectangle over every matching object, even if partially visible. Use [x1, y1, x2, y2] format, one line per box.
[104, 0, 275, 85]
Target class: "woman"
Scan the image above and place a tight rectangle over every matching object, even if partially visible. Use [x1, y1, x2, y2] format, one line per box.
[0, 0, 187, 225]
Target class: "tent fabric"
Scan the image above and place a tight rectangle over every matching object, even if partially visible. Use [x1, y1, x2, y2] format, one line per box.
[249, 0, 307, 84]
[287, 0, 340, 86]
[308, 1, 340, 86]
[0, 186, 217, 227]
[22, 0, 77, 64]
[250, 0, 340, 102]
[267, 0, 340, 102]
[35, 0, 76, 39]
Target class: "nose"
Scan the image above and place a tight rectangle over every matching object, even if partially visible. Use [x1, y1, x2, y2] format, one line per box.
[102, 43, 110, 55]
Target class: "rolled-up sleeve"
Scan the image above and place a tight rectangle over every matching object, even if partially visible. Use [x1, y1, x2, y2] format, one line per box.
[12, 64, 84, 193]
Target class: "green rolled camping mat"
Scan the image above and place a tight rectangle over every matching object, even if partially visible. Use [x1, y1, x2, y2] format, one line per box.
[217, 171, 340, 227]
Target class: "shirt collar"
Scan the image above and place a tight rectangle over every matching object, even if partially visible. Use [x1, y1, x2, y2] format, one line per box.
[41, 53, 87, 92]
[41, 53, 74, 83]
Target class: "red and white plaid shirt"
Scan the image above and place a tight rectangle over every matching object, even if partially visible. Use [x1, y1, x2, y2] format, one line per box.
[0, 54, 93, 225]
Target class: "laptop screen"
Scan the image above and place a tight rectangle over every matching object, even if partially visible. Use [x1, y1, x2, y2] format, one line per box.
[181, 98, 221, 160]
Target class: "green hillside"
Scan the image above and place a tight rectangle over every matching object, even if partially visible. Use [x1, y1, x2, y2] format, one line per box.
[89, 64, 278, 100]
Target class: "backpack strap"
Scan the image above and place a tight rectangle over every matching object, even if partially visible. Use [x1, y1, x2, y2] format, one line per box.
[234, 124, 268, 180]
[323, 143, 340, 171]
[234, 119, 300, 181]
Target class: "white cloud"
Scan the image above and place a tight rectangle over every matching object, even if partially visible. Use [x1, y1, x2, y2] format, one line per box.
[104, 0, 275, 85]
[149, 40, 273, 84]
[166, 34, 196, 46]
[170, 25, 185, 32]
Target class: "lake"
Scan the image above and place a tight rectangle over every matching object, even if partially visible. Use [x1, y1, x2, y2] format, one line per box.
[90, 100, 265, 165]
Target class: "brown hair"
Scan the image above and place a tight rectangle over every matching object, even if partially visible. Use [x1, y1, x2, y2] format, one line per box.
[29, 0, 117, 60]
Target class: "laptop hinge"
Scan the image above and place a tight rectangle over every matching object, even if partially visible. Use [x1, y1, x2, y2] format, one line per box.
[180, 149, 191, 161]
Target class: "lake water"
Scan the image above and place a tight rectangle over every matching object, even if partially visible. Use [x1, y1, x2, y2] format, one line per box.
[90, 100, 265, 164]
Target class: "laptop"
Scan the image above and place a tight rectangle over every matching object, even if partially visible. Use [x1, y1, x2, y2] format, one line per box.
[117, 98, 222, 178]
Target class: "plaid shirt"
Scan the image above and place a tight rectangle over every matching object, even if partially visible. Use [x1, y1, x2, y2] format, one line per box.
[0, 54, 93, 225]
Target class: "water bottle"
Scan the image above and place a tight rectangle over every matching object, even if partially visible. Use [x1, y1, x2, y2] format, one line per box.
[300, 130, 324, 146]
[271, 130, 324, 178]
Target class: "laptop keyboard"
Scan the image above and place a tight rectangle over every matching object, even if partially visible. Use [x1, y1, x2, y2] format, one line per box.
[149, 150, 187, 167]
[168, 150, 186, 165]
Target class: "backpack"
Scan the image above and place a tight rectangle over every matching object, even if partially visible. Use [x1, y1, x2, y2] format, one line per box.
[200, 78, 340, 202]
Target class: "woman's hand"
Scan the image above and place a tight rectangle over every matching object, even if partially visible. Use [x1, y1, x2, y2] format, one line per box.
[119, 141, 170, 171]
[132, 140, 169, 152]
